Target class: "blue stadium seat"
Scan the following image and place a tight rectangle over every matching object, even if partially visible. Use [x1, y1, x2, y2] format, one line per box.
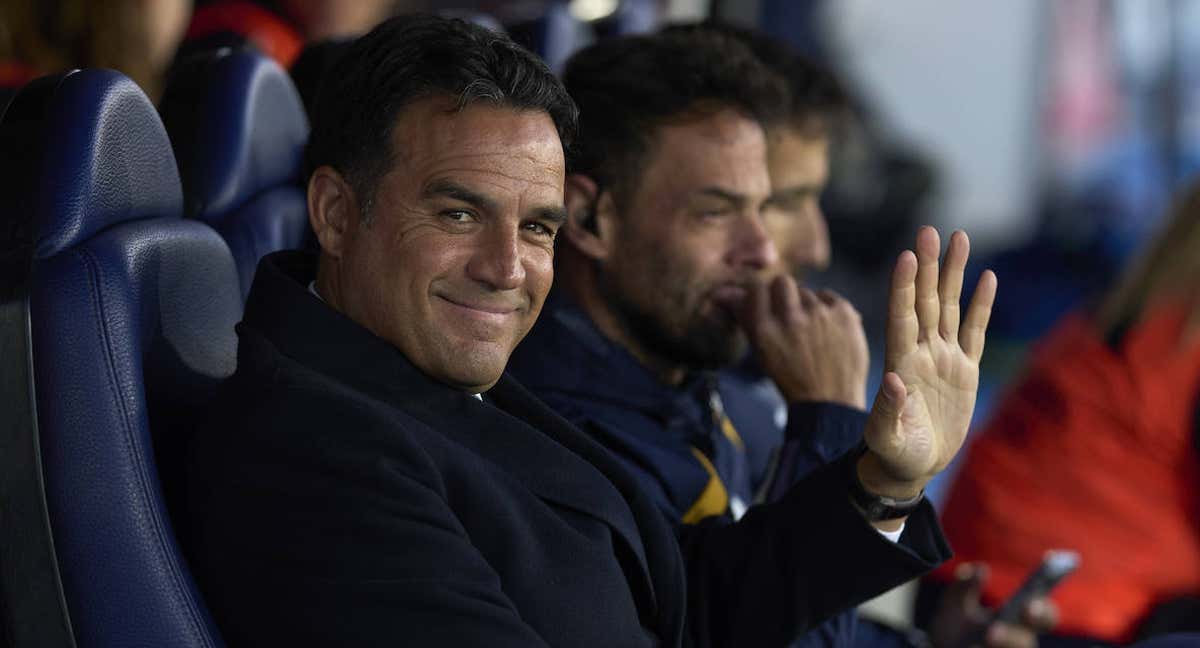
[0, 69, 238, 646]
[161, 48, 311, 298]
[438, 9, 507, 33]
[507, 1, 592, 74]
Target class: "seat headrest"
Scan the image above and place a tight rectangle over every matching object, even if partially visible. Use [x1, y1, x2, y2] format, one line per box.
[161, 49, 309, 226]
[3, 70, 184, 259]
[437, 10, 506, 33]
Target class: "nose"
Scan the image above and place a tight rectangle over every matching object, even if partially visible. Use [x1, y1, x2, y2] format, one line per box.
[466, 224, 526, 290]
[791, 207, 830, 272]
[731, 211, 780, 272]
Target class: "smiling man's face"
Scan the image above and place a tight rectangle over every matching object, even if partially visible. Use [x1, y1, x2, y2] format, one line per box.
[328, 97, 566, 392]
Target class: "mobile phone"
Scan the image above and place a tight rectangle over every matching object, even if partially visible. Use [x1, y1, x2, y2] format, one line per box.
[992, 549, 1080, 624]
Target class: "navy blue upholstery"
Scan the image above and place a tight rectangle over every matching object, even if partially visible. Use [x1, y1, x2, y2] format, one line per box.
[10, 69, 237, 646]
[161, 48, 311, 297]
[508, 1, 590, 74]
[437, 9, 506, 33]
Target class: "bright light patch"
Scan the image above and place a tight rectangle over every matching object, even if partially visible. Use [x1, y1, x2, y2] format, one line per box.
[569, 0, 619, 22]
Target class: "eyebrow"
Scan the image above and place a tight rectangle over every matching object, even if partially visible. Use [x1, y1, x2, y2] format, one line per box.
[423, 178, 567, 224]
[531, 205, 569, 225]
[422, 179, 501, 213]
[767, 185, 820, 204]
[695, 187, 749, 209]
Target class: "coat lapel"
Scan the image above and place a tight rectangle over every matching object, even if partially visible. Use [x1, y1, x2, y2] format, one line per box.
[487, 375, 686, 645]
[391, 376, 658, 620]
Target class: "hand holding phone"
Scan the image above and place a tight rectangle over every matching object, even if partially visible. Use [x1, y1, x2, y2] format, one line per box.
[992, 549, 1079, 625]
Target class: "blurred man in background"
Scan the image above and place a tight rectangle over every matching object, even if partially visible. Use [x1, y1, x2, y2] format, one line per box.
[0, 0, 192, 103]
[181, 0, 398, 69]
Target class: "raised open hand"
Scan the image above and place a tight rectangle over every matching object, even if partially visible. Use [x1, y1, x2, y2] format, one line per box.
[859, 227, 997, 497]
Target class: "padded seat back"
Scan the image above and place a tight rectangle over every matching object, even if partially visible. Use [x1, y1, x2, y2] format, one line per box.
[162, 48, 311, 298]
[1, 69, 237, 647]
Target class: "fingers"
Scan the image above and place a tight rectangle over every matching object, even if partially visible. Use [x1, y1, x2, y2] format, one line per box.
[939, 230, 969, 340]
[816, 289, 839, 306]
[915, 226, 942, 338]
[769, 274, 803, 323]
[984, 622, 1037, 648]
[981, 588, 1055, 648]
[768, 277, 847, 323]
[738, 278, 772, 344]
[1021, 597, 1058, 634]
[797, 287, 819, 311]
[960, 269, 997, 361]
[890, 227, 995, 362]
[950, 563, 989, 618]
[886, 249, 919, 363]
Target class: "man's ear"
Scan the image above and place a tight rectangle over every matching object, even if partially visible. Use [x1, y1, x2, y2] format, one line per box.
[562, 173, 617, 262]
[308, 166, 358, 259]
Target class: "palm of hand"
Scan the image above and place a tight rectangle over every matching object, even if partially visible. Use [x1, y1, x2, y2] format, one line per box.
[864, 228, 996, 486]
[871, 330, 980, 482]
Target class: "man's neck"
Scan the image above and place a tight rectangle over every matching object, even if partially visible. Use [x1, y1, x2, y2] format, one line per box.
[314, 262, 483, 400]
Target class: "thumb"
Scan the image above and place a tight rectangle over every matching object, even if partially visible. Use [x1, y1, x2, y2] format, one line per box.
[869, 371, 908, 424]
[950, 562, 988, 602]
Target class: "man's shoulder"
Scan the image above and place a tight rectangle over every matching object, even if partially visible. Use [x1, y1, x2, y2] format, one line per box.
[195, 327, 439, 477]
[221, 321, 391, 417]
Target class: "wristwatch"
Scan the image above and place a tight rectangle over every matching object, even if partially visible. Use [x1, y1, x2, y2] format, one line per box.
[846, 442, 924, 521]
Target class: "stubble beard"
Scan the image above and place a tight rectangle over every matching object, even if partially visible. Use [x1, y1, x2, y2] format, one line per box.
[600, 269, 747, 373]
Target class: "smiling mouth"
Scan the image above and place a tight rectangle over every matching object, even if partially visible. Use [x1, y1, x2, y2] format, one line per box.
[437, 294, 521, 316]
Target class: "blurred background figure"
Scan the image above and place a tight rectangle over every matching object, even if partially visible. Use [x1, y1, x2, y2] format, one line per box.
[181, 0, 400, 69]
[0, 0, 191, 103]
[926, 178, 1200, 647]
[278, 0, 401, 40]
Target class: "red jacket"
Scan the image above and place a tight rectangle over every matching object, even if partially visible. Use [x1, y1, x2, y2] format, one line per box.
[935, 301, 1200, 643]
[1, 61, 38, 89]
[186, 0, 303, 68]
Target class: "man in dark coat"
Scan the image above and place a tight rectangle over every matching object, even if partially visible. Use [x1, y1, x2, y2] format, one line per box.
[187, 14, 990, 648]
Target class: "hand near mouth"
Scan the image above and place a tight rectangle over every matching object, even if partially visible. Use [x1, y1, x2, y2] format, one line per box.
[721, 274, 869, 409]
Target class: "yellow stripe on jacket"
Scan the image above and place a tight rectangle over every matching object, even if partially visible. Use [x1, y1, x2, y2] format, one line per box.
[681, 448, 729, 524]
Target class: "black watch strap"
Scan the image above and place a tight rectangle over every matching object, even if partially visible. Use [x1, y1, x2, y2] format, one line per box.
[845, 442, 924, 521]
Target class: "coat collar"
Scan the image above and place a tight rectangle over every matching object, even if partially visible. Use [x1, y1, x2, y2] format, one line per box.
[241, 252, 683, 636]
[242, 251, 472, 416]
[511, 293, 717, 433]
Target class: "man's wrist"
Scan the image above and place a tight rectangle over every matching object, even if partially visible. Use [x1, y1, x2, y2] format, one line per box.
[847, 444, 925, 524]
[855, 446, 925, 500]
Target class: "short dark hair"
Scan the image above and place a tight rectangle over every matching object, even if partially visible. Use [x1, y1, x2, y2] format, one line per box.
[663, 22, 850, 137]
[563, 29, 787, 203]
[305, 14, 578, 219]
